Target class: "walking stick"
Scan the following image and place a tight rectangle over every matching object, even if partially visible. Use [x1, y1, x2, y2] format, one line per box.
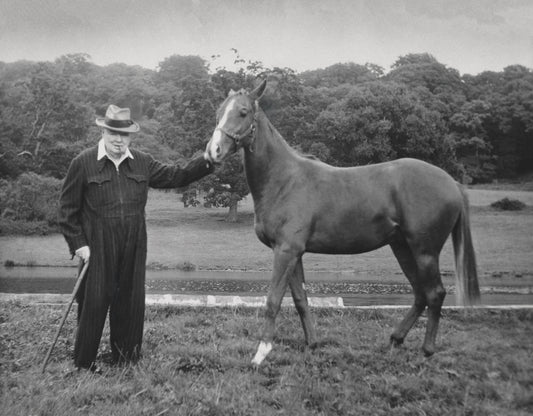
[41, 260, 89, 373]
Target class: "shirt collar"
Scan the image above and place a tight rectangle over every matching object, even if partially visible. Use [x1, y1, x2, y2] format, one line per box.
[97, 138, 134, 161]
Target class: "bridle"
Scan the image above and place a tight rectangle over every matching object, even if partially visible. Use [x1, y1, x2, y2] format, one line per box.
[215, 100, 259, 152]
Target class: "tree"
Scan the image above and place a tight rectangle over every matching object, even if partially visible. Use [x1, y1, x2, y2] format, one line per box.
[307, 81, 459, 175]
[259, 67, 305, 144]
[198, 152, 249, 222]
[183, 55, 263, 221]
[448, 100, 495, 183]
[88, 63, 158, 119]
[387, 53, 466, 119]
[496, 66, 533, 176]
[156, 55, 209, 87]
[1, 61, 92, 177]
[154, 77, 219, 158]
[463, 65, 533, 177]
[300, 62, 380, 88]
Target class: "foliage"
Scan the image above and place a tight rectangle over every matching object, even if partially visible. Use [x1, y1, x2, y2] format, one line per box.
[197, 152, 249, 222]
[0, 172, 62, 234]
[490, 198, 526, 211]
[0, 218, 53, 235]
[305, 81, 459, 175]
[448, 99, 496, 183]
[300, 62, 382, 88]
[0, 52, 532, 228]
[156, 54, 210, 86]
[463, 65, 533, 178]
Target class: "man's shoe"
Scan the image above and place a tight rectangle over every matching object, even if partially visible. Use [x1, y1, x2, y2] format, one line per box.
[77, 362, 102, 375]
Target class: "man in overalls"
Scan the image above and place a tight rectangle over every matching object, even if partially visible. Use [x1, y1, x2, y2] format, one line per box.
[58, 105, 214, 371]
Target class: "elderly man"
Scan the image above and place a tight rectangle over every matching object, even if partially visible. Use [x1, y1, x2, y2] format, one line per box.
[58, 105, 213, 371]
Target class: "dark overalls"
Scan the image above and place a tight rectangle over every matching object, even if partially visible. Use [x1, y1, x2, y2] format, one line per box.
[58, 146, 212, 367]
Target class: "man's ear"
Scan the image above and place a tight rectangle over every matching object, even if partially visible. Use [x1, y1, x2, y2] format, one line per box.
[249, 79, 267, 101]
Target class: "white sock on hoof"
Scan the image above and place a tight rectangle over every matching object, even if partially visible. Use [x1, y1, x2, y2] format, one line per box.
[251, 341, 272, 365]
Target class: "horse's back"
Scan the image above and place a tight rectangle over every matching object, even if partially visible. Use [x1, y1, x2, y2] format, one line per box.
[299, 157, 459, 202]
[298, 157, 462, 253]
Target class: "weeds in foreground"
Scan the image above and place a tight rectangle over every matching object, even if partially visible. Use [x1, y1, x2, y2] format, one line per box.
[1, 303, 532, 415]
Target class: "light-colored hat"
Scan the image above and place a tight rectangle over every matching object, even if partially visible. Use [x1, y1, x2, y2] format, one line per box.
[95, 105, 140, 133]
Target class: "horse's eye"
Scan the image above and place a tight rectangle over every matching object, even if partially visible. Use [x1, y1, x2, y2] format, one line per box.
[240, 108, 248, 117]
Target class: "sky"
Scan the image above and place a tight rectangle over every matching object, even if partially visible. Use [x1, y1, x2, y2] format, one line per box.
[1, 0, 532, 75]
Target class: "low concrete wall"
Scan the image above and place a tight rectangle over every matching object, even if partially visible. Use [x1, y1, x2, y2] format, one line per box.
[1, 293, 532, 309]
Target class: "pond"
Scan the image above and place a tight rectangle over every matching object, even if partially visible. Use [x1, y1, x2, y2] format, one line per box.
[1, 266, 531, 307]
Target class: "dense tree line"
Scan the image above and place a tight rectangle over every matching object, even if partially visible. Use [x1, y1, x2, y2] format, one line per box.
[0, 52, 532, 230]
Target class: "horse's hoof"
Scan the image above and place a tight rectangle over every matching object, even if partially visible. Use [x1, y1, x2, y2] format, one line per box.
[390, 334, 404, 347]
[422, 345, 435, 357]
[308, 341, 319, 350]
[251, 341, 272, 366]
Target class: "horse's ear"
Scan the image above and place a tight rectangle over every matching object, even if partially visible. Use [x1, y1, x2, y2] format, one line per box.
[228, 89, 238, 97]
[249, 79, 267, 101]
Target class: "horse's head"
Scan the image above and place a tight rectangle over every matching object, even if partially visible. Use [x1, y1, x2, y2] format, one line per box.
[205, 79, 267, 164]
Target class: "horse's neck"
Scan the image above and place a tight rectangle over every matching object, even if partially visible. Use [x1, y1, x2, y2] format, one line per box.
[244, 110, 295, 199]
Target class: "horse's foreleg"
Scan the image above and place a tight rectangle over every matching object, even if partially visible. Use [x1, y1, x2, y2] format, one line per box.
[252, 248, 297, 366]
[289, 257, 317, 347]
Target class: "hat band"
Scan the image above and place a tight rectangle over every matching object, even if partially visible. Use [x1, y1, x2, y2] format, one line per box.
[105, 117, 134, 128]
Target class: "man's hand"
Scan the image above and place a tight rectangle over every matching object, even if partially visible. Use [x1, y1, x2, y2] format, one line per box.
[75, 246, 90, 263]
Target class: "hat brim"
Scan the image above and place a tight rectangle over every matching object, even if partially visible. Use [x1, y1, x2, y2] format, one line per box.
[96, 118, 140, 133]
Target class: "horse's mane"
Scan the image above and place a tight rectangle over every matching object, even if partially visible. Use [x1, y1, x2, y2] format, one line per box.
[255, 105, 322, 162]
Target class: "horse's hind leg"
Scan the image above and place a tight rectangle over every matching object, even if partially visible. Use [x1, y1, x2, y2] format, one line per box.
[416, 254, 446, 356]
[252, 246, 298, 365]
[390, 240, 427, 347]
[289, 257, 317, 348]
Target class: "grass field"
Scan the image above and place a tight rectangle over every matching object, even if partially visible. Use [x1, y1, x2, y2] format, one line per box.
[1, 187, 532, 284]
[1, 301, 532, 415]
[0, 187, 532, 415]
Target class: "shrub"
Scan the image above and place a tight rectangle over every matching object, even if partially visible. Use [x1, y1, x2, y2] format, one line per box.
[0, 218, 52, 235]
[177, 261, 197, 271]
[0, 173, 62, 235]
[490, 198, 526, 211]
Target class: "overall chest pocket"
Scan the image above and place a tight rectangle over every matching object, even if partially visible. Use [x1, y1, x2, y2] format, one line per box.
[124, 173, 148, 202]
[86, 173, 113, 207]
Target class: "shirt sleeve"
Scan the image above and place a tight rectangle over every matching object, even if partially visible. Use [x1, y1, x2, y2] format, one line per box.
[148, 154, 214, 188]
[57, 156, 88, 256]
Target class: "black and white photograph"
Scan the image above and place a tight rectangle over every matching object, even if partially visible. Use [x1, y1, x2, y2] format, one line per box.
[1, 1, 532, 414]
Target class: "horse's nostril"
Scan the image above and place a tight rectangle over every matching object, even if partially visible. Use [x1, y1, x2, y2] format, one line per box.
[216, 145, 221, 155]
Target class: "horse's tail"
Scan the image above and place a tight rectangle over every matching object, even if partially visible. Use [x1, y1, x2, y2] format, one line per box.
[452, 185, 481, 306]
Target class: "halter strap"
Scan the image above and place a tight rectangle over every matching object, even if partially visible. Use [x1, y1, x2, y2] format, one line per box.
[216, 102, 258, 152]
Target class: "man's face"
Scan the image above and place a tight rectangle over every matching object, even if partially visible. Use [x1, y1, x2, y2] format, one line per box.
[103, 129, 131, 158]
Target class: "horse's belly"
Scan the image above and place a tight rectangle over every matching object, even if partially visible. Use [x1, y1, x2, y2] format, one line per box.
[306, 239, 389, 255]
[306, 222, 396, 255]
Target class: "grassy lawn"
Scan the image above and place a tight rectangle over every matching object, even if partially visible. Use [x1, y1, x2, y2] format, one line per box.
[1, 186, 532, 415]
[1, 301, 531, 415]
[1, 188, 532, 284]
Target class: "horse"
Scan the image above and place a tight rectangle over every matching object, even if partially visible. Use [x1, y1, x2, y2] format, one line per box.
[205, 80, 480, 365]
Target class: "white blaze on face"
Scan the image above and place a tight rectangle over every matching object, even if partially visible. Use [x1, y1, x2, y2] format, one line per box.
[251, 341, 272, 366]
[208, 99, 236, 162]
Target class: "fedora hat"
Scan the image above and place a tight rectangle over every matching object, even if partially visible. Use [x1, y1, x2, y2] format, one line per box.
[95, 105, 140, 133]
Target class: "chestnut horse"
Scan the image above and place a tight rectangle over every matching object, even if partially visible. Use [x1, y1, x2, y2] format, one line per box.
[205, 80, 480, 365]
